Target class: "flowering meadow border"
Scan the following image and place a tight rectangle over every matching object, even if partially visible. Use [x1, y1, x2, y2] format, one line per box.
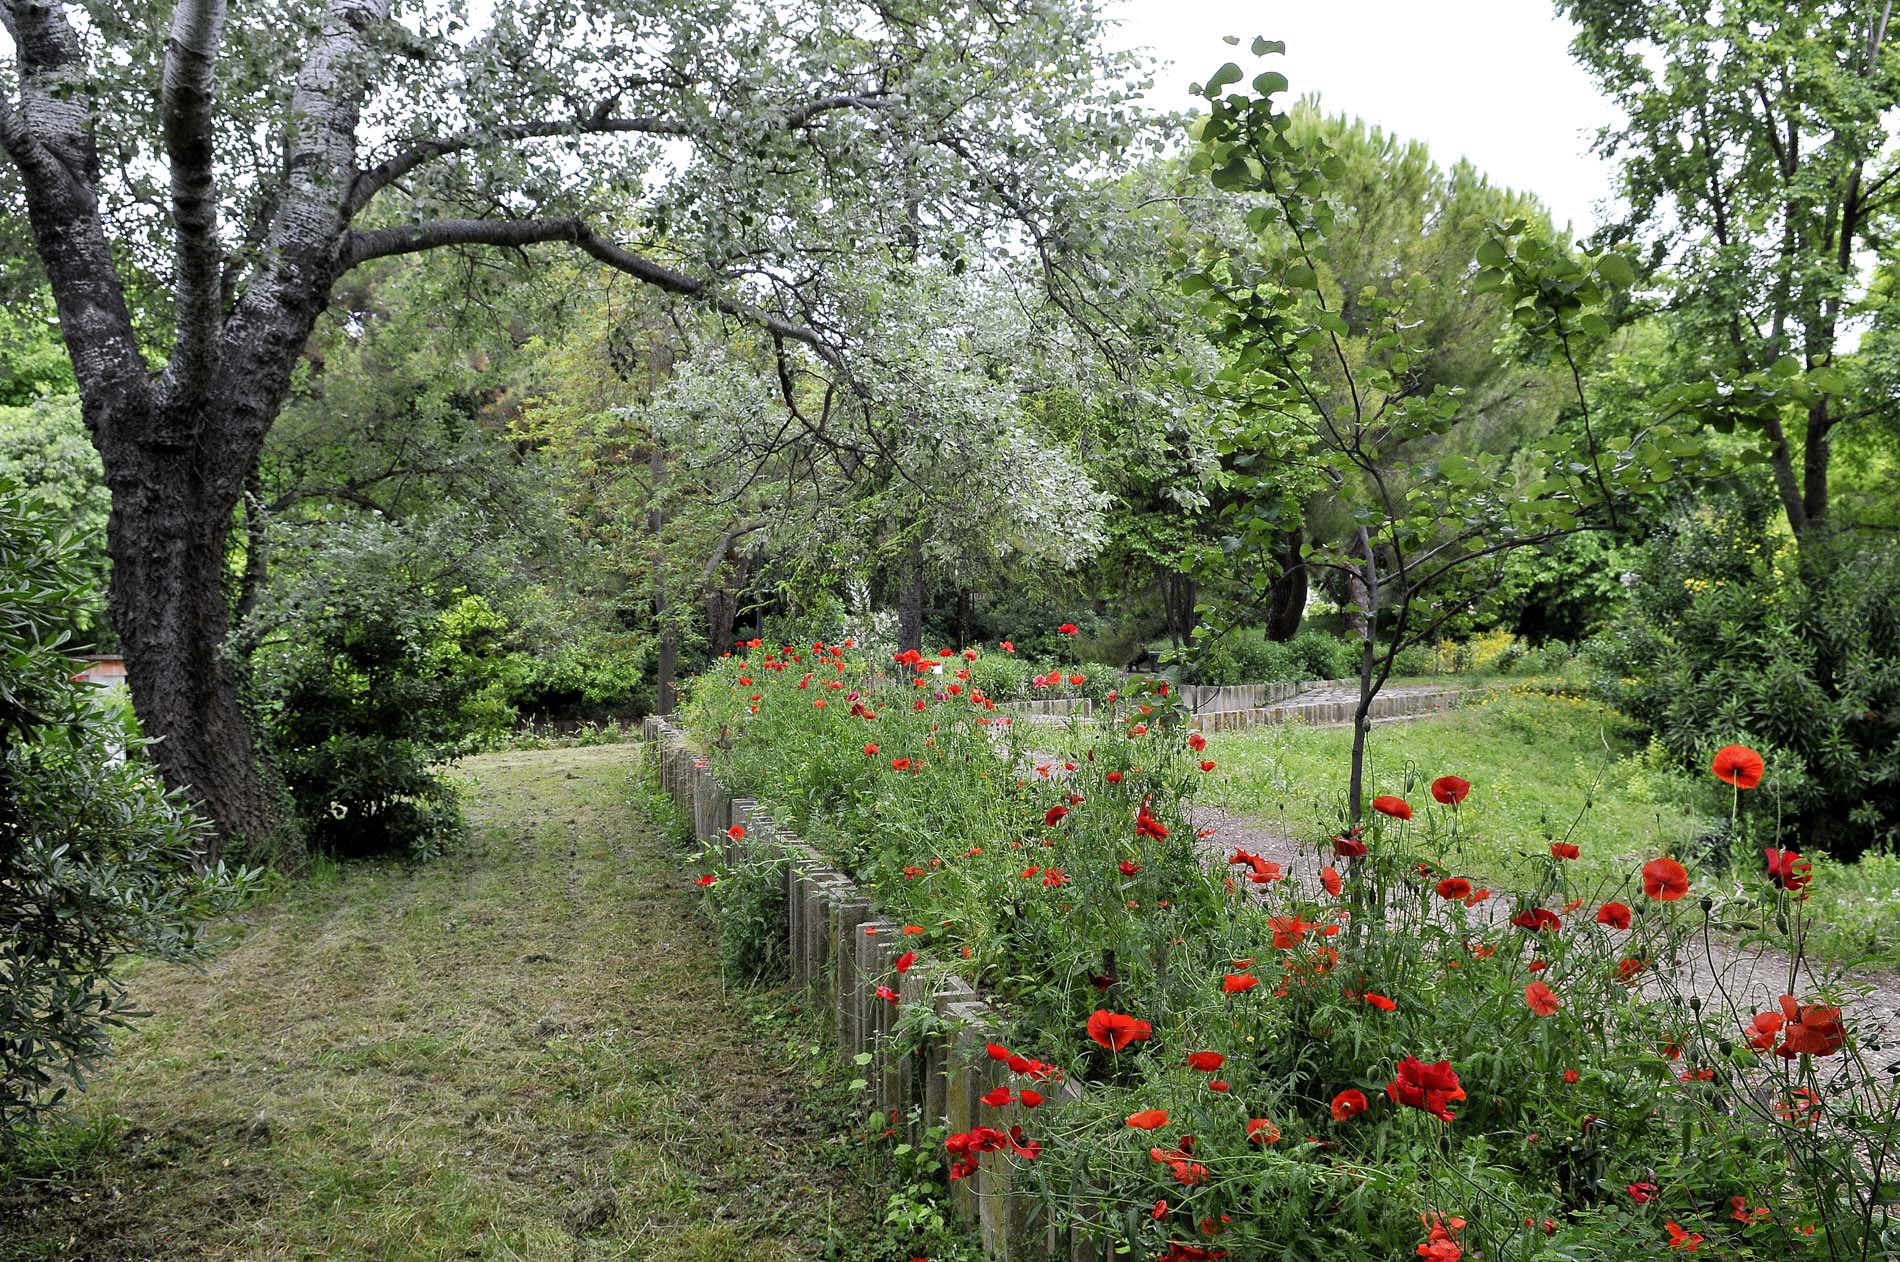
[643, 644, 1894, 1262]
[643, 714, 1101, 1259]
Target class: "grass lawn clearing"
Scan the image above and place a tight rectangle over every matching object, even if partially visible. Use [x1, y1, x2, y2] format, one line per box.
[1197, 687, 1900, 968]
[0, 745, 949, 1262]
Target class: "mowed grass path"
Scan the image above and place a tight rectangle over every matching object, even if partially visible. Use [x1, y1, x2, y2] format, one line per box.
[2, 745, 880, 1261]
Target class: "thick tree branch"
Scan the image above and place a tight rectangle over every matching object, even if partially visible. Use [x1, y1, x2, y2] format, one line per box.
[159, 0, 228, 401]
[341, 216, 843, 365]
[345, 92, 890, 218]
[3, 0, 149, 425]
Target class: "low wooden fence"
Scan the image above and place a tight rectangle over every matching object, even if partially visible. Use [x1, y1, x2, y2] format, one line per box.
[644, 715, 1102, 1260]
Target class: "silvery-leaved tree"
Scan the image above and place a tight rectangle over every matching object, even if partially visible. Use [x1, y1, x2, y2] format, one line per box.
[0, 0, 1141, 853]
[1182, 43, 1700, 822]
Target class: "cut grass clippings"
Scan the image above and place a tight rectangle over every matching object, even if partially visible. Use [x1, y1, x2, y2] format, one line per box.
[1, 745, 942, 1261]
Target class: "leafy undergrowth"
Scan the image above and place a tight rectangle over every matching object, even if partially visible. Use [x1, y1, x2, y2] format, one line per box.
[0, 745, 957, 1262]
[1200, 688, 1900, 967]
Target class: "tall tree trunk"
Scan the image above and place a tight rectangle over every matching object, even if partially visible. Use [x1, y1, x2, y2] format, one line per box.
[897, 533, 925, 653]
[1342, 533, 1372, 641]
[1346, 527, 1379, 825]
[649, 442, 676, 715]
[103, 432, 276, 862]
[1264, 526, 1307, 642]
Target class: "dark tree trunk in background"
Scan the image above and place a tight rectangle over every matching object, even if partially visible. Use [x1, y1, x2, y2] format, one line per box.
[1161, 571, 1197, 647]
[650, 442, 676, 714]
[897, 533, 925, 652]
[705, 552, 751, 655]
[1265, 526, 1306, 641]
[955, 586, 972, 650]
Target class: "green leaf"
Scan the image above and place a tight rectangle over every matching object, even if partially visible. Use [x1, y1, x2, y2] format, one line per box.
[1206, 62, 1244, 94]
[1284, 263, 1318, 290]
[1595, 252, 1635, 288]
[1475, 238, 1509, 268]
[1251, 37, 1285, 56]
[1252, 70, 1289, 97]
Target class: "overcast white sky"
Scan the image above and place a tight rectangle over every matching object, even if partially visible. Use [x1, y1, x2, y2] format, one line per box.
[1105, 0, 1621, 235]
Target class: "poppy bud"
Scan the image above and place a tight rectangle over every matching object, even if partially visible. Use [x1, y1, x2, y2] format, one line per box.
[1689, 995, 1701, 1012]
[1699, 895, 1714, 913]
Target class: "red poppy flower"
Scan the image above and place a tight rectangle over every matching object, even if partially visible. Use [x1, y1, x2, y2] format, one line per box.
[1627, 1182, 1658, 1204]
[1087, 1010, 1153, 1051]
[1268, 914, 1311, 949]
[1199, 760, 1217, 772]
[1430, 775, 1470, 805]
[1642, 857, 1690, 901]
[1386, 1056, 1465, 1122]
[1764, 848, 1812, 892]
[1221, 973, 1260, 994]
[1188, 732, 1207, 753]
[1596, 902, 1632, 929]
[1562, 1069, 1580, 1084]
[1019, 1089, 1043, 1108]
[894, 951, 916, 974]
[1319, 866, 1343, 896]
[1364, 992, 1397, 1012]
[903, 924, 925, 935]
[1524, 980, 1560, 1017]
[1126, 1109, 1169, 1130]
[1186, 1051, 1225, 1072]
[981, 1087, 1013, 1108]
[863, 742, 879, 756]
[1105, 770, 1123, 783]
[1044, 805, 1068, 826]
[1058, 623, 1079, 636]
[1372, 795, 1413, 820]
[1712, 744, 1765, 789]
[1664, 1221, 1703, 1252]
[875, 985, 899, 1004]
[1135, 801, 1170, 840]
[1333, 831, 1368, 859]
[999, 640, 1014, 652]
[1510, 908, 1562, 933]
[1744, 1009, 1784, 1052]
[1774, 994, 1845, 1058]
[1435, 877, 1471, 901]
[1329, 1089, 1370, 1122]
[1550, 842, 1580, 860]
[1245, 1118, 1280, 1144]
[695, 873, 716, 886]
[891, 757, 911, 771]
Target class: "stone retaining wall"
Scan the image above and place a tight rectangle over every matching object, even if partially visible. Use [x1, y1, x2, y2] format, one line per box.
[641, 715, 1103, 1260]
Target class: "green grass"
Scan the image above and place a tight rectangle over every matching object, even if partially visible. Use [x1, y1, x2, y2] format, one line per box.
[1199, 687, 1900, 968]
[1, 745, 972, 1261]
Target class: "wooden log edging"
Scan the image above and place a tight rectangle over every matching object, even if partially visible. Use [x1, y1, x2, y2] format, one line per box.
[640, 715, 1093, 1260]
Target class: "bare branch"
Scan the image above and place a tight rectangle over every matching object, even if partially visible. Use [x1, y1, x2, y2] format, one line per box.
[158, 0, 227, 400]
[341, 216, 842, 364]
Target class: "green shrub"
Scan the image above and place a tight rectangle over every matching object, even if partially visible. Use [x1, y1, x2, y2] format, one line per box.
[257, 590, 509, 859]
[1588, 505, 1900, 859]
[965, 652, 1033, 701]
[1390, 642, 1439, 677]
[1289, 629, 1360, 680]
[0, 485, 251, 1131]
